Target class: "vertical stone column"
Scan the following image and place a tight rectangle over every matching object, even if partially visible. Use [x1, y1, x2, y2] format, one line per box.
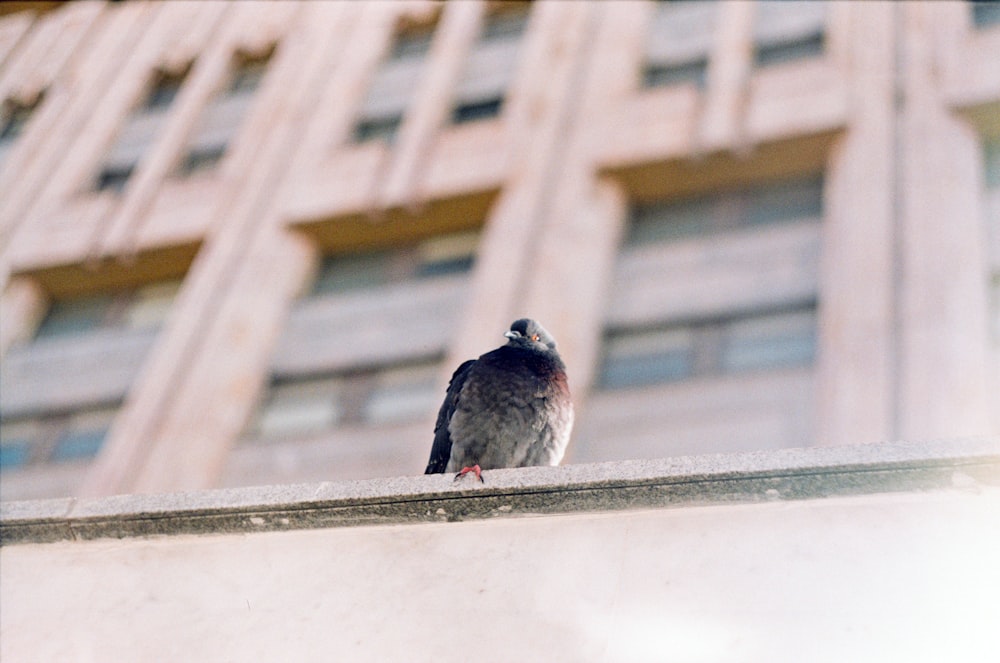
[697, 0, 754, 153]
[448, 2, 596, 367]
[816, 2, 896, 445]
[377, 0, 484, 210]
[80, 2, 343, 495]
[0, 276, 47, 358]
[130, 229, 318, 492]
[896, 3, 994, 439]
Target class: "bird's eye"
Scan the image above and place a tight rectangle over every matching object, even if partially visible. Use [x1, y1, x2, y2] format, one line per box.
[531, 334, 540, 342]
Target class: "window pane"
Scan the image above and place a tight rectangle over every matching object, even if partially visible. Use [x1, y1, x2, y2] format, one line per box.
[451, 97, 503, 124]
[178, 144, 226, 175]
[0, 419, 46, 470]
[756, 34, 824, 67]
[449, 6, 528, 124]
[125, 281, 182, 330]
[353, 115, 403, 144]
[481, 7, 530, 42]
[745, 176, 824, 226]
[722, 309, 817, 372]
[628, 176, 823, 245]
[52, 429, 105, 462]
[391, 29, 435, 59]
[629, 195, 720, 244]
[0, 442, 31, 470]
[1, 102, 35, 141]
[643, 58, 708, 89]
[984, 139, 1000, 188]
[354, 26, 434, 142]
[253, 378, 342, 439]
[415, 232, 478, 278]
[644, 0, 715, 88]
[228, 56, 270, 95]
[94, 165, 135, 193]
[363, 363, 440, 425]
[600, 328, 695, 389]
[972, 1, 1000, 28]
[984, 139, 1000, 341]
[176, 51, 271, 177]
[50, 408, 116, 463]
[144, 69, 188, 110]
[94, 68, 190, 192]
[35, 295, 113, 340]
[754, 1, 826, 66]
[312, 251, 393, 295]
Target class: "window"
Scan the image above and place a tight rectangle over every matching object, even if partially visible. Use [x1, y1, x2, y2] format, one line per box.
[310, 231, 478, 296]
[246, 360, 440, 441]
[143, 70, 186, 110]
[642, 1, 716, 89]
[628, 175, 823, 245]
[600, 307, 816, 389]
[0, 406, 117, 472]
[353, 116, 404, 144]
[353, 25, 436, 144]
[601, 174, 823, 389]
[0, 94, 43, 166]
[33, 280, 181, 341]
[450, 4, 530, 124]
[1, 279, 182, 500]
[94, 68, 190, 193]
[753, 1, 826, 67]
[574, 173, 824, 461]
[971, 0, 1000, 28]
[0, 101, 35, 141]
[176, 49, 273, 176]
[243, 230, 478, 449]
[984, 139, 1000, 341]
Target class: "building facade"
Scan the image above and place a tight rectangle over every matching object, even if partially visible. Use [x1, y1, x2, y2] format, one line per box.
[1, 0, 998, 501]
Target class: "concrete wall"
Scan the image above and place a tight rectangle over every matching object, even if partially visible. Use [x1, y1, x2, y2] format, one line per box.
[3, 439, 999, 662]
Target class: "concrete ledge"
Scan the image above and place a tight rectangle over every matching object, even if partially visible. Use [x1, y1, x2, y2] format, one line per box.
[2, 438, 999, 545]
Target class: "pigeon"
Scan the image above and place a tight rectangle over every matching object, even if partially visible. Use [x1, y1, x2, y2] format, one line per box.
[425, 318, 574, 481]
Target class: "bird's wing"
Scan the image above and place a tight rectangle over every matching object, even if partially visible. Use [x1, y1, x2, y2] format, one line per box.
[424, 359, 476, 474]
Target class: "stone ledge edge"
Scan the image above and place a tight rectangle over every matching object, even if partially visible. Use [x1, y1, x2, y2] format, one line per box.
[2, 438, 998, 545]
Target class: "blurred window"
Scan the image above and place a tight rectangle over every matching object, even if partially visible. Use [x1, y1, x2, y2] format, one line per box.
[0, 93, 44, 166]
[600, 308, 816, 389]
[33, 281, 182, 341]
[246, 360, 441, 441]
[353, 23, 436, 145]
[600, 174, 823, 391]
[643, 1, 716, 89]
[753, 1, 826, 67]
[0, 406, 117, 471]
[310, 231, 478, 296]
[94, 67, 191, 193]
[971, 0, 1000, 28]
[628, 175, 823, 245]
[450, 4, 530, 124]
[984, 138, 1000, 341]
[176, 48, 274, 177]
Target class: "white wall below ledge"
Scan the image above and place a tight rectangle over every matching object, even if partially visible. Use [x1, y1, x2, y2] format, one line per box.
[2, 439, 1000, 663]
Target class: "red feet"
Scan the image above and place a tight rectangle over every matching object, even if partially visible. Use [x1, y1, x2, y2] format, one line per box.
[454, 464, 484, 483]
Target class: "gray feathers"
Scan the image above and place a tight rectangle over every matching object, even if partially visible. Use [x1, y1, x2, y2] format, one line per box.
[425, 319, 574, 475]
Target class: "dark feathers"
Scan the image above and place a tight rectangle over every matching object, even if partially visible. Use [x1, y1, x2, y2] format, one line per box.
[424, 318, 574, 475]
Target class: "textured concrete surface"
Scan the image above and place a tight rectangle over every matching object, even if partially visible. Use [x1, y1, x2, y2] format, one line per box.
[2, 479, 998, 662]
[2, 439, 1000, 662]
[2, 438, 999, 544]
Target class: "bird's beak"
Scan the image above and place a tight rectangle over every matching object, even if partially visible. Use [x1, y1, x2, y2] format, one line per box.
[504, 331, 519, 340]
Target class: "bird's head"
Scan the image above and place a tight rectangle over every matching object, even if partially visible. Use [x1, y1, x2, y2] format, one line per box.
[504, 318, 558, 351]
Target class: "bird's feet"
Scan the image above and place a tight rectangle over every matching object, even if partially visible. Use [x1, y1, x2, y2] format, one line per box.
[454, 464, 484, 483]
